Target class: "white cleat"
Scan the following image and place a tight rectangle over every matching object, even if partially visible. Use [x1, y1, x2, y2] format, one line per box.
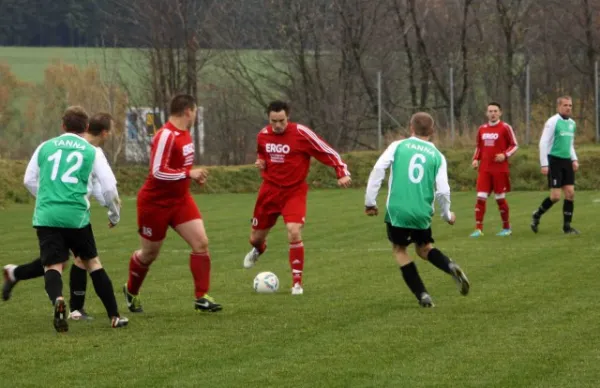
[291, 283, 304, 295]
[243, 248, 260, 269]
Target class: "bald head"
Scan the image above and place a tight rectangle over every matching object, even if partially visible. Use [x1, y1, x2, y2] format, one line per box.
[410, 112, 435, 137]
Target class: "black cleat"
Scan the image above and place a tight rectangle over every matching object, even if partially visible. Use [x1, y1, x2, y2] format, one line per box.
[564, 227, 580, 235]
[531, 212, 540, 234]
[2, 265, 18, 302]
[418, 293, 435, 308]
[123, 284, 143, 313]
[194, 294, 222, 313]
[111, 316, 129, 328]
[449, 262, 470, 296]
[53, 299, 69, 333]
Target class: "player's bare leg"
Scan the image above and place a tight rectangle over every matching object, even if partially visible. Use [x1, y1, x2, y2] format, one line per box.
[393, 245, 432, 307]
[43, 263, 69, 332]
[124, 237, 163, 313]
[562, 185, 578, 234]
[80, 257, 128, 328]
[244, 228, 271, 269]
[470, 192, 487, 237]
[416, 244, 470, 296]
[494, 193, 512, 236]
[531, 188, 562, 233]
[175, 219, 222, 312]
[286, 223, 304, 295]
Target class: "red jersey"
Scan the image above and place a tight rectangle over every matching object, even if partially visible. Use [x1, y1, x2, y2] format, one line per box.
[472, 121, 518, 173]
[257, 122, 350, 187]
[138, 121, 194, 206]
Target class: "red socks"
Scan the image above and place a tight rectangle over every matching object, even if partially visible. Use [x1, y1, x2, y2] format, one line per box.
[190, 252, 211, 298]
[475, 198, 487, 230]
[497, 198, 510, 229]
[127, 252, 149, 295]
[289, 241, 304, 285]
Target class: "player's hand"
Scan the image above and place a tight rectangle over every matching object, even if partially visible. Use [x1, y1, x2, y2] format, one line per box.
[190, 168, 209, 184]
[338, 176, 352, 188]
[541, 166, 549, 175]
[365, 206, 378, 216]
[255, 159, 266, 170]
[471, 160, 479, 169]
[572, 160, 579, 172]
[494, 153, 506, 162]
[447, 212, 456, 225]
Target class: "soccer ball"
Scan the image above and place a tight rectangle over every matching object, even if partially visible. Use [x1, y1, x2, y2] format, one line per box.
[253, 271, 279, 293]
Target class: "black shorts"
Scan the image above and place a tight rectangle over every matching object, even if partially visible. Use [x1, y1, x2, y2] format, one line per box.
[547, 155, 575, 188]
[386, 223, 435, 247]
[35, 224, 98, 267]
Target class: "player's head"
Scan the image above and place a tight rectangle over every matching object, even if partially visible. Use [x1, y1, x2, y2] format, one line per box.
[88, 112, 114, 146]
[169, 94, 198, 129]
[62, 106, 89, 134]
[486, 102, 502, 122]
[409, 112, 435, 138]
[556, 96, 572, 117]
[267, 100, 290, 134]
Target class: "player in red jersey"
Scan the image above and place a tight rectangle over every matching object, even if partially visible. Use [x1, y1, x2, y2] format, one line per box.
[243, 101, 352, 295]
[470, 102, 518, 237]
[122, 94, 222, 313]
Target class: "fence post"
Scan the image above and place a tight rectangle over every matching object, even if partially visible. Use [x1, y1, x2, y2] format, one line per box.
[526, 64, 531, 145]
[449, 67, 455, 143]
[377, 71, 382, 150]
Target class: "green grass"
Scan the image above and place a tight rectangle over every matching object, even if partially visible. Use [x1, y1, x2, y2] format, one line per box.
[1, 190, 600, 387]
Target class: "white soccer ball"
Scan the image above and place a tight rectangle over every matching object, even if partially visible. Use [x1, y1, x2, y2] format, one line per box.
[253, 271, 279, 293]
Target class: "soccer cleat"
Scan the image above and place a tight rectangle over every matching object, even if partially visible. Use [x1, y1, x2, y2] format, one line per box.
[469, 229, 483, 238]
[194, 294, 222, 312]
[68, 309, 94, 321]
[564, 227, 580, 235]
[122, 284, 143, 313]
[111, 316, 129, 328]
[291, 283, 304, 295]
[449, 262, 470, 296]
[53, 298, 69, 333]
[243, 247, 260, 269]
[418, 293, 434, 308]
[2, 264, 18, 301]
[531, 212, 540, 233]
[496, 229, 512, 237]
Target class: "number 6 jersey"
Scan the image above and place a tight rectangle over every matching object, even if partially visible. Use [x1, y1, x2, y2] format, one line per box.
[24, 133, 120, 228]
[365, 137, 452, 229]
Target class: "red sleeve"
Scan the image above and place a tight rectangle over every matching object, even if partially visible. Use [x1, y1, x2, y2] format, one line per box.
[472, 127, 482, 161]
[151, 129, 189, 180]
[503, 124, 518, 158]
[297, 125, 350, 179]
[256, 131, 267, 160]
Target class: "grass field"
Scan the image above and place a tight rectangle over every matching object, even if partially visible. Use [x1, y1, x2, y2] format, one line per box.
[1, 189, 600, 388]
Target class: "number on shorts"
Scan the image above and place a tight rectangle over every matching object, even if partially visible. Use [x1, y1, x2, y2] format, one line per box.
[408, 153, 426, 184]
[48, 150, 84, 184]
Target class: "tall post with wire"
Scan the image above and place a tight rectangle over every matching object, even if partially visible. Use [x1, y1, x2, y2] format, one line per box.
[595, 61, 599, 143]
[377, 71, 383, 150]
[525, 64, 531, 145]
[449, 67, 455, 143]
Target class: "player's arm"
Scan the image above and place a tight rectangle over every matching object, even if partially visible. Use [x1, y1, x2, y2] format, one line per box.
[472, 128, 482, 168]
[503, 124, 519, 158]
[152, 130, 190, 180]
[539, 117, 556, 167]
[255, 132, 267, 170]
[435, 155, 454, 223]
[92, 148, 121, 226]
[91, 177, 107, 207]
[364, 142, 398, 214]
[570, 123, 578, 162]
[298, 126, 351, 179]
[23, 144, 43, 197]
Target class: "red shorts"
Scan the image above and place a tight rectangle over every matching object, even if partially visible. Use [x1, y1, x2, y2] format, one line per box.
[251, 182, 308, 230]
[476, 171, 511, 195]
[137, 195, 202, 241]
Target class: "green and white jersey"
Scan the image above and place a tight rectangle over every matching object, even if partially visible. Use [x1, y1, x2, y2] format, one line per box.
[539, 114, 578, 166]
[24, 133, 121, 228]
[365, 137, 452, 229]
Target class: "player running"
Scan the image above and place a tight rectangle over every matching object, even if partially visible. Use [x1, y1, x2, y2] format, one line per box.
[470, 102, 518, 237]
[242, 100, 352, 295]
[123, 94, 222, 313]
[3, 113, 117, 321]
[531, 96, 580, 234]
[364, 112, 470, 308]
[24, 106, 127, 332]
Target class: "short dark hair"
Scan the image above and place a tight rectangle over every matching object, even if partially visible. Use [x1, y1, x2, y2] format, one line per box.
[488, 102, 502, 110]
[267, 100, 290, 115]
[89, 112, 113, 136]
[170, 94, 196, 116]
[410, 112, 434, 136]
[62, 106, 89, 134]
